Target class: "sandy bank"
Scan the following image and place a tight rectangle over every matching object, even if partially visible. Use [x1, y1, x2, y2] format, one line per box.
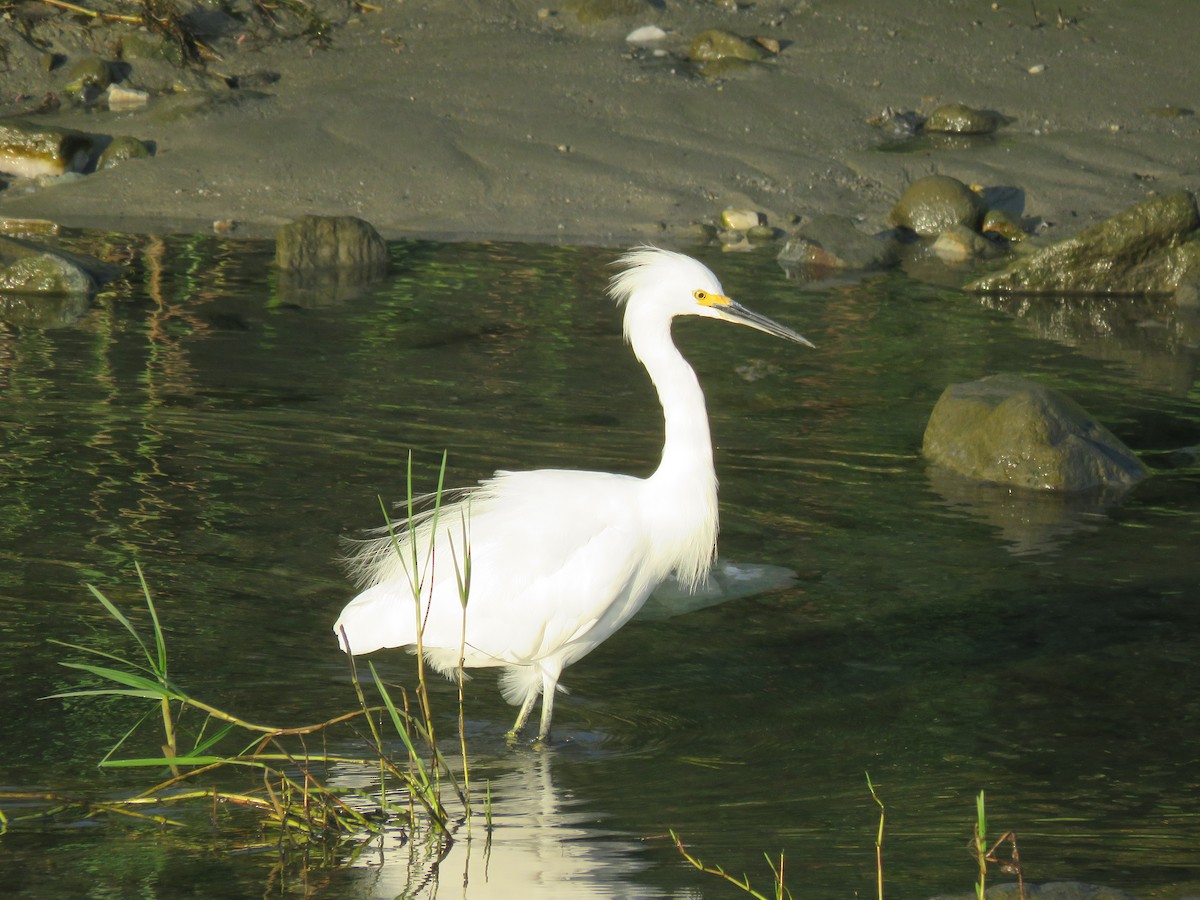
[0, 0, 1197, 244]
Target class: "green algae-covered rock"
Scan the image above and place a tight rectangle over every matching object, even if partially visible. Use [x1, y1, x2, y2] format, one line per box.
[924, 103, 998, 135]
[275, 215, 389, 272]
[64, 56, 112, 99]
[0, 236, 96, 295]
[888, 175, 986, 236]
[688, 29, 765, 63]
[922, 374, 1147, 492]
[969, 191, 1200, 294]
[97, 135, 153, 171]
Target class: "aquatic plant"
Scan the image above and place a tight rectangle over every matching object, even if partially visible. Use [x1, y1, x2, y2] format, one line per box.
[0, 455, 475, 865]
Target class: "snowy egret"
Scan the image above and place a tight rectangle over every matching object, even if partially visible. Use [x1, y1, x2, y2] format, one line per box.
[334, 247, 812, 742]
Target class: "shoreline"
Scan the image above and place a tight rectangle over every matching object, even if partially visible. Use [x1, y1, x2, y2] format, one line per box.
[0, 0, 1197, 245]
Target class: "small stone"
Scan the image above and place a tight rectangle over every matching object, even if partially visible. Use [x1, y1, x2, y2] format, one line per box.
[924, 103, 999, 135]
[64, 57, 112, 99]
[688, 29, 766, 63]
[97, 136, 153, 171]
[981, 208, 1026, 241]
[107, 84, 150, 111]
[721, 208, 763, 230]
[932, 225, 988, 261]
[626, 25, 667, 43]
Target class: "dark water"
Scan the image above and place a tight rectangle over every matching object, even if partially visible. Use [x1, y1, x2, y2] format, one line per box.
[0, 236, 1197, 898]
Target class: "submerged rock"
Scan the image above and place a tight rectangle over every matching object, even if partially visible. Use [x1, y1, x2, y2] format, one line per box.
[0, 120, 93, 178]
[0, 235, 96, 295]
[969, 191, 1200, 294]
[922, 374, 1147, 492]
[275, 215, 389, 272]
[889, 175, 986, 236]
[777, 214, 899, 274]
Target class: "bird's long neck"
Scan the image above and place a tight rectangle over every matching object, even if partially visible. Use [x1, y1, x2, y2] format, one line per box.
[629, 316, 713, 476]
[627, 312, 719, 589]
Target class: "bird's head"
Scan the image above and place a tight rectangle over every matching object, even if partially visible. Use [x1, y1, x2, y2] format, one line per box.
[608, 246, 814, 348]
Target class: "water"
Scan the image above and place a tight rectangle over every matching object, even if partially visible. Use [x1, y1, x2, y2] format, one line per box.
[1, 236, 1198, 898]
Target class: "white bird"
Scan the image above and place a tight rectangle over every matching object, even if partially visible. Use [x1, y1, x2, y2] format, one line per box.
[334, 247, 812, 742]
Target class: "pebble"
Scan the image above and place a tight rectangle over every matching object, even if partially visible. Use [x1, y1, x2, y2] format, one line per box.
[626, 25, 667, 44]
[107, 85, 150, 111]
[721, 208, 763, 230]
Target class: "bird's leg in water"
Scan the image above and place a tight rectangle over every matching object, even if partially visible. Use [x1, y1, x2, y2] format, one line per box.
[507, 688, 539, 742]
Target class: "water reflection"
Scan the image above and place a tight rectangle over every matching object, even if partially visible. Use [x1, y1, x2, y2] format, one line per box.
[925, 468, 1124, 556]
[328, 750, 663, 899]
[980, 292, 1200, 396]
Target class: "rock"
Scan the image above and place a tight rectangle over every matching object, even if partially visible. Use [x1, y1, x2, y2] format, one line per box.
[107, 84, 150, 111]
[0, 236, 96, 295]
[64, 57, 112, 100]
[275, 215, 389, 272]
[0, 292, 91, 327]
[688, 29, 766, 63]
[97, 136, 154, 171]
[969, 191, 1200, 294]
[745, 225, 781, 243]
[923, 103, 999, 135]
[625, 25, 667, 44]
[922, 374, 1147, 492]
[0, 120, 93, 178]
[889, 175, 987, 236]
[721, 208, 763, 230]
[981, 208, 1026, 241]
[777, 214, 899, 274]
[932, 224, 990, 262]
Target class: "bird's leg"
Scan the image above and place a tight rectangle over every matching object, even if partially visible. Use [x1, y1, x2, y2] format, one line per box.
[506, 689, 539, 742]
[535, 669, 560, 744]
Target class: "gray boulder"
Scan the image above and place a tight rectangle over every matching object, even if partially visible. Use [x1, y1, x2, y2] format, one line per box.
[922, 374, 1147, 492]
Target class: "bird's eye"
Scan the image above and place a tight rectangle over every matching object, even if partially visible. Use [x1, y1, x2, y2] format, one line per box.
[693, 290, 708, 302]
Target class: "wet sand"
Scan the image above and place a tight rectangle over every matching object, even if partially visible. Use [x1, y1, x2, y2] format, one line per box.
[0, 0, 1197, 243]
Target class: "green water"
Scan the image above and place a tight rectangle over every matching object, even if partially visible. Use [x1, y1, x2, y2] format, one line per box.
[0, 236, 1197, 898]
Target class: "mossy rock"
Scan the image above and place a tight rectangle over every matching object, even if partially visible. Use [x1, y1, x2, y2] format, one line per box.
[688, 29, 765, 63]
[275, 215, 389, 271]
[97, 136, 154, 171]
[888, 175, 986, 236]
[922, 374, 1147, 492]
[0, 236, 96, 295]
[968, 191, 1200, 294]
[924, 103, 998, 135]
